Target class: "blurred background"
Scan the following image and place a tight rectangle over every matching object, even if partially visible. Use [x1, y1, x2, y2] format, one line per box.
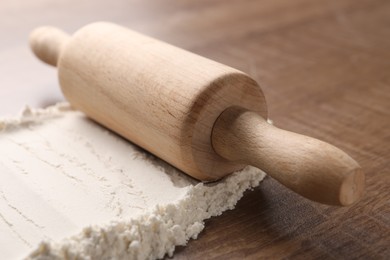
[2, 0, 387, 118]
[1, 0, 389, 258]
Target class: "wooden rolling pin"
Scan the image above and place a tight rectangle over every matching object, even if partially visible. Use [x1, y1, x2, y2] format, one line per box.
[30, 22, 364, 206]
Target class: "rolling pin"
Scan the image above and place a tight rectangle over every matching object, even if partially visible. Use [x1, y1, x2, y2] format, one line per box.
[29, 22, 364, 206]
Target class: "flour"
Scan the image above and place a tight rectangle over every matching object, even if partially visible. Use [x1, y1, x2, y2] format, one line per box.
[0, 103, 265, 259]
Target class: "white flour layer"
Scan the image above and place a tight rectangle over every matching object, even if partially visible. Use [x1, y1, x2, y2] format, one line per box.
[0, 104, 266, 259]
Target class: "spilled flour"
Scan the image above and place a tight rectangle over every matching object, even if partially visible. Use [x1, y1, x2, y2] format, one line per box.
[0, 103, 266, 259]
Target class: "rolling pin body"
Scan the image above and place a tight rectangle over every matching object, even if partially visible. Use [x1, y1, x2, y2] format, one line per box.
[32, 22, 267, 181]
[30, 22, 364, 205]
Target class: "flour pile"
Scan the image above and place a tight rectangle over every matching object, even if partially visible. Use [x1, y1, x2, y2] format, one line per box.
[0, 103, 265, 259]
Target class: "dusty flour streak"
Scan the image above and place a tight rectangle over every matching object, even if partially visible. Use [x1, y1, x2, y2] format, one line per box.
[0, 103, 266, 259]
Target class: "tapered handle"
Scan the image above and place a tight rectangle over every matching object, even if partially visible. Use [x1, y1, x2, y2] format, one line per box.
[212, 106, 364, 206]
[29, 26, 70, 67]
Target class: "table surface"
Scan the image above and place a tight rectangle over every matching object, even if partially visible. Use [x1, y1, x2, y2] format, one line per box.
[1, 0, 389, 259]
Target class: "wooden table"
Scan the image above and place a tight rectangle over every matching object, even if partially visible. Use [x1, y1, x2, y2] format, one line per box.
[1, 0, 389, 258]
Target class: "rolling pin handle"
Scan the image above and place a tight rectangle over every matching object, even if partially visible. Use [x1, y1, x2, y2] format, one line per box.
[212, 106, 365, 206]
[29, 26, 70, 67]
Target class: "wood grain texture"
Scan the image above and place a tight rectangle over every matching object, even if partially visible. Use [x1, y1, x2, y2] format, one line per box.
[30, 23, 267, 181]
[30, 23, 363, 205]
[1, 0, 389, 259]
[212, 106, 364, 206]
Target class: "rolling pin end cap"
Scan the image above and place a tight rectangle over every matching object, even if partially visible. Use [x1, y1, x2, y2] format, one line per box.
[29, 26, 70, 67]
[339, 167, 365, 206]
